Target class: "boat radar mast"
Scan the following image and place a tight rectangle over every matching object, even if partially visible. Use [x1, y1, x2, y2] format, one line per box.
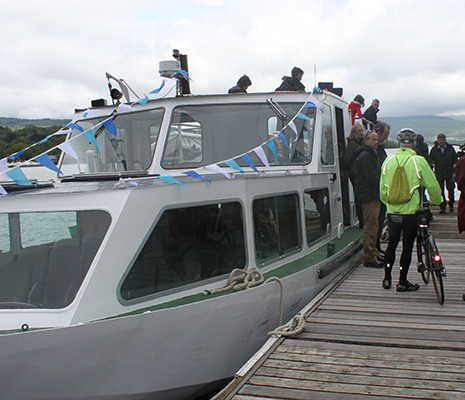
[158, 49, 191, 96]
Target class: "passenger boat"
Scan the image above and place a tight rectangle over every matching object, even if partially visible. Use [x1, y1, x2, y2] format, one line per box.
[0, 52, 362, 399]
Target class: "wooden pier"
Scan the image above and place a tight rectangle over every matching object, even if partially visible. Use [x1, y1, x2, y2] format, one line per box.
[215, 209, 465, 399]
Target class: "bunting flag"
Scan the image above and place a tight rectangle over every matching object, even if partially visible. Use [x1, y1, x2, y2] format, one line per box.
[158, 175, 186, 187]
[306, 95, 323, 112]
[82, 130, 100, 153]
[224, 159, 244, 173]
[206, 164, 231, 179]
[183, 170, 211, 183]
[172, 69, 192, 81]
[0, 184, 7, 196]
[4, 167, 32, 186]
[253, 146, 271, 170]
[240, 154, 260, 173]
[149, 80, 165, 94]
[103, 119, 118, 137]
[58, 141, 79, 161]
[132, 94, 149, 106]
[118, 103, 134, 112]
[288, 121, 298, 142]
[265, 140, 278, 163]
[65, 122, 84, 132]
[7, 149, 26, 161]
[0, 158, 8, 174]
[278, 131, 289, 148]
[34, 154, 63, 174]
[297, 112, 312, 121]
[83, 109, 102, 118]
[36, 136, 51, 145]
[53, 128, 72, 136]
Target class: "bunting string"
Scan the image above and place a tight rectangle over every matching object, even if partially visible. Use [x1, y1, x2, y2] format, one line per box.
[0, 82, 321, 195]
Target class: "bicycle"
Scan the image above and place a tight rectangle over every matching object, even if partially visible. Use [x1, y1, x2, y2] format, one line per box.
[416, 204, 446, 304]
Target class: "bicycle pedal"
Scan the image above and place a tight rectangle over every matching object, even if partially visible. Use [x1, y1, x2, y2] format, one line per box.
[417, 263, 426, 273]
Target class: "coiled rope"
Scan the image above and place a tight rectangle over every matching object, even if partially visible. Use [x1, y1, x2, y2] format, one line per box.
[204, 268, 284, 326]
[267, 312, 306, 338]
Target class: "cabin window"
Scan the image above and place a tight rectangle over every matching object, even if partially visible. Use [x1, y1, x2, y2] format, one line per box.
[120, 201, 245, 301]
[320, 104, 334, 166]
[0, 210, 111, 309]
[162, 103, 316, 169]
[60, 108, 165, 175]
[0, 214, 10, 254]
[304, 188, 331, 244]
[253, 193, 301, 264]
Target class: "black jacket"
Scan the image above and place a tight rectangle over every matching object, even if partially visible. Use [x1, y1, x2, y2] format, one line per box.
[363, 105, 378, 128]
[275, 76, 305, 92]
[429, 142, 457, 179]
[354, 145, 381, 205]
[414, 142, 431, 165]
[228, 85, 247, 94]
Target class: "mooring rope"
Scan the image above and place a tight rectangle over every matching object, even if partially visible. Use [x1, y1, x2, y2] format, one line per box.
[204, 268, 284, 327]
[267, 312, 306, 338]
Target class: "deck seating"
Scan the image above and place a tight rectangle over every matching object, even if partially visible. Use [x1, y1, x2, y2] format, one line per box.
[44, 238, 83, 308]
[18, 245, 51, 306]
[0, 261, 33, 304]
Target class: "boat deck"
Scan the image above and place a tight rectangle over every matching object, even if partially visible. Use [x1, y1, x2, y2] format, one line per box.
[215, 209, 465, 399]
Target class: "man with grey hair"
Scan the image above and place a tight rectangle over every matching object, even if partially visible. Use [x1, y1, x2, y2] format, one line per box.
[364, 99, 380, 129]
[380, 129, 442, 292]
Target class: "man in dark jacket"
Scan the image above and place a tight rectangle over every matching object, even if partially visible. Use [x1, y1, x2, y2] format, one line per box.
[363, 99, 379, 129]
[275, 67, 305, 92]
[354, 131, 383, 268]
[429, 133, 457, 213]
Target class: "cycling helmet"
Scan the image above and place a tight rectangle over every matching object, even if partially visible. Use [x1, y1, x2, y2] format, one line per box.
[397, 128, 417, 144]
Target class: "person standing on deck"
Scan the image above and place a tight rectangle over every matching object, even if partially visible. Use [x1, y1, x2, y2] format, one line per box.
[429, 133, 457, 214]
[454, 144, 465, 233]
[374, 122, 390, 260]
[363, 99, 380, 129]
[228, 75, 252, 94]
[345, 124, 365, 228]
[380, 129, 442, 292]
[275, 67, 305, 92]
[348, 94, 365, 125]
[354, 131, 383, 268]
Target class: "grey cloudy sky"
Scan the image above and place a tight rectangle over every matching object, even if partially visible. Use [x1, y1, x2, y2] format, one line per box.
[1, 0, 465, 119]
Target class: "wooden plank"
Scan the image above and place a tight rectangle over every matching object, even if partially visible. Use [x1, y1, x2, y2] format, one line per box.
[227, 213, 465, 400]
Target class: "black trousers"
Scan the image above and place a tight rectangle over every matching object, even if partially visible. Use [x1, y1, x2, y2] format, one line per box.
[384, 214, 418, 283]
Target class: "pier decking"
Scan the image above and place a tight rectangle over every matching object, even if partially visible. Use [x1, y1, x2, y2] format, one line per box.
[216, 209, 465, 399]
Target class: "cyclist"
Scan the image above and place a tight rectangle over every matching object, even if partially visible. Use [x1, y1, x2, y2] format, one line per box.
[380, 128, 443, 291]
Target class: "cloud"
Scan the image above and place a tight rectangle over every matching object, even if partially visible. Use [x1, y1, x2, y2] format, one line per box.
[1, 0, 465, 119]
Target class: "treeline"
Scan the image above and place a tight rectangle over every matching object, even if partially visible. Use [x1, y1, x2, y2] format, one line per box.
[0, 124, 66, 161]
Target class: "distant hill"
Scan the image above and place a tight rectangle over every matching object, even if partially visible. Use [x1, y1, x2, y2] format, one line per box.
[382, 115, 465, 145]
[0, 117, 70, 129]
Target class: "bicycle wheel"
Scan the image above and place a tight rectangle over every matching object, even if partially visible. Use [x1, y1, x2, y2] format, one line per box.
[417, 234, 430, 284]
[425, 234, 444, 304]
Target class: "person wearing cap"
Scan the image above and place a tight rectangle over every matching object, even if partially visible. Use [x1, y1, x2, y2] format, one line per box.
[380, 128, 442, 292]
[429, 133, 457, 213]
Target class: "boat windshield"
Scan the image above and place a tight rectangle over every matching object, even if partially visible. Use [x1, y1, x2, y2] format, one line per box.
[162, 102, 316, 169]
[60, 108, 164, 176]
[0, 210, 111, 309]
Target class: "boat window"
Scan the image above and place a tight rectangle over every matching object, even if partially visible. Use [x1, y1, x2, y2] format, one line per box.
[162, 103, 315, 169]
[60, 108, 164, 175]
[320, 104, 334, 166]
[0, 214, 10, 254]
[253, 193, 301, 264]
[120, 201, 245, 302]
[0, 210, 111, 309]
[304, 188, 331, 244]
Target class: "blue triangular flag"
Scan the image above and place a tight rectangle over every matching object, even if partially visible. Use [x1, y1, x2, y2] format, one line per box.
[132, 94, 149, 106]
[65, 123, 84, 132]
[103, 119, 118, 137]
[34, 154, 63, 174]
[265, 140, 278, 163]
[4, 167, 32, 186]
[224, 159, 244, 173]
[297, 112, 312, 121]
[183, 170, 211, 183]
[82, 130, 99, 154]
[149, 80, 165, 94]
[240, 154, 260, 173]
[8, 149, 26, 161]
[159, 175, 186, 187]
[278, 131, 289, 148]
